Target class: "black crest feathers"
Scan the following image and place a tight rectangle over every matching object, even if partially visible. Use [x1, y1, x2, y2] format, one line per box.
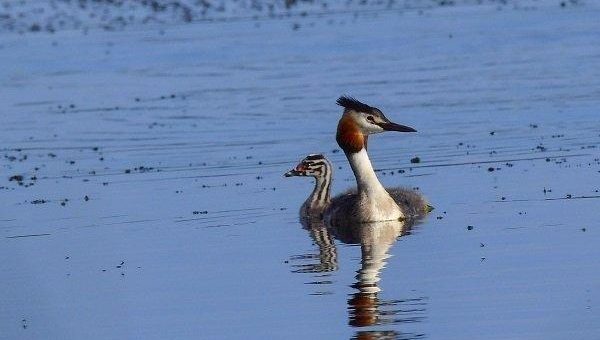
[336, 96, 373, 113]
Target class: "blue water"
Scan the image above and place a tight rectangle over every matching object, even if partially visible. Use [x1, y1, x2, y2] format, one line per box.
[1, 5, 599, 339]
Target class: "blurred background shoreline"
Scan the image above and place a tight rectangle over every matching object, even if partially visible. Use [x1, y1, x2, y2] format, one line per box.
[0, 0, 587, 35]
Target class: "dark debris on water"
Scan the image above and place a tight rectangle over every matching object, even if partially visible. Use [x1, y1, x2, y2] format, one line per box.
[30, 199, 48, 205]
[9, 175, 24, 182]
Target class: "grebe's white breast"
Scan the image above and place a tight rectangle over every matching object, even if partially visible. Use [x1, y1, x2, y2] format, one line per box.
[324, 148, 403, 225]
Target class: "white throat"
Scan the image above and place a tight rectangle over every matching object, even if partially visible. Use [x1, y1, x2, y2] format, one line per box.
[346, 148, 403, 222]
[347, 148, 388, 197]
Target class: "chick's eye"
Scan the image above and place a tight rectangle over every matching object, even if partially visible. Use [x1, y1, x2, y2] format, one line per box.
[366, 116, 375, 123]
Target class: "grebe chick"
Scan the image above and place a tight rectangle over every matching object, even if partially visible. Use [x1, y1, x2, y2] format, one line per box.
[284, 154, 338, 273]
[324, 96, 422, 225]
[284, 154, 332, 219]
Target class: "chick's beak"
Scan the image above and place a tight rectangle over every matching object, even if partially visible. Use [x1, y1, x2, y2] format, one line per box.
[284, 169, 300, 177]
[284, 163, 307, 177]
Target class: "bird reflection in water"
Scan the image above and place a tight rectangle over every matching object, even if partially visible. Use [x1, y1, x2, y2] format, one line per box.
[284, 153, 428, 337]
[284, 154, 339, 291]
[293, 217, 427, 338]
[351, 330, 424, 340]
[287, 216, 339, 295]
[334, 219, 426, 339]
[289, 217, 339, 276]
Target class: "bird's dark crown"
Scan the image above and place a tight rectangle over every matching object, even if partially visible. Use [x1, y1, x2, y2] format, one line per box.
[336, 96, 376, 113]
[305, 154, 325, 161]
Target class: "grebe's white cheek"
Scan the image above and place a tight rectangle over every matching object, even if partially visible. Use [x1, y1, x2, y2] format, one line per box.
[355, 115, 384, 134]
[365, 124, 384, 134]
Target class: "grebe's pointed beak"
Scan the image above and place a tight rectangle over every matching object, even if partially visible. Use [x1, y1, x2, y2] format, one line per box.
[284, 163, 306, 177]
[284, 169, 300, 177]
[378, 121, 417, 132]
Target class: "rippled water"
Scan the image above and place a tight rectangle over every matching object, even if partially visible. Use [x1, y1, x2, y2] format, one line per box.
[1, 5, 599, 339]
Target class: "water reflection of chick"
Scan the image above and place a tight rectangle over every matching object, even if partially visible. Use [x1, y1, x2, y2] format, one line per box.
[284, 154, 338, 274]
[328, 219, 426, 335]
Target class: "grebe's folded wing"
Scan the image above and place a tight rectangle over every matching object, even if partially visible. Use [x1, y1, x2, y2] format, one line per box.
[387, 187, 432, 220]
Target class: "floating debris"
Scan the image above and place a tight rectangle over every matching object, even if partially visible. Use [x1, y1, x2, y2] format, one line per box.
[30, 199, 47, 204]
[9, 175, 24, 182]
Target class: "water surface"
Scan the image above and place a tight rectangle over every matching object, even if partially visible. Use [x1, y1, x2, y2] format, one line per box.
[1, 5, 599, 339]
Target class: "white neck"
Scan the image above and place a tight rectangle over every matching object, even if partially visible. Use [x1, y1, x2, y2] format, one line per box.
[346, 148, 403, 221]
[347, 148, 388, 197]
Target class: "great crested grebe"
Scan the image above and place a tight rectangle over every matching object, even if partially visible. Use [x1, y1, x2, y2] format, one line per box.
[284, 154, 333, 219]
[285, 153, 431, 223]
[284, 154, 338, 274]
[324, 96, 423, 225]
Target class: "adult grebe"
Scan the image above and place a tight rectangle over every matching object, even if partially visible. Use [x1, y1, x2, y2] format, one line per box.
[324, 96, 422, 225]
